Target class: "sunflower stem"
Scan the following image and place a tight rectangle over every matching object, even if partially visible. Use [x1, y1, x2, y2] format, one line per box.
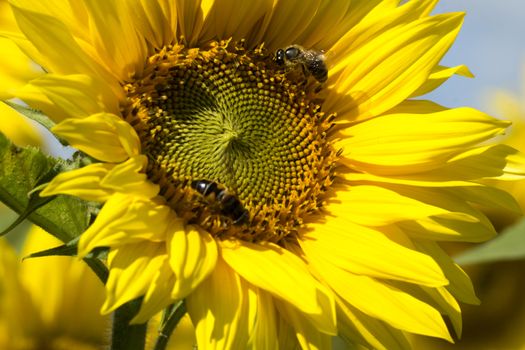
[153, 300, 187, 350]
[82, 257, 109, 283]
[111, 299, 147, 350]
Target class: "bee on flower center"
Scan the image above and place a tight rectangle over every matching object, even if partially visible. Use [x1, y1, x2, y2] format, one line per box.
[191, 179, 249, 225]
[275, 44, 328, 83]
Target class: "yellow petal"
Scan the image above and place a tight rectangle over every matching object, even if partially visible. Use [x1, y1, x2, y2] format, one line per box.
[9, 0, 90, 40]
[400, 217, 496, 243]
[0, 1, 18, 31]
[325, 184, 471, 227]
[77, 194, 172, 256]
[82, 0, 146, 79]
[200, 0, 273, 44]
[298, 0, 400, 51]
[414, 240, 479, 305]
[125, 0, 176, 48]
[102, 242, 167, 314]
[336, 108, 509, 175]
[100, 155, 159, 198]
[40, 156, 158, 201]
[167, 224, 218, 299]
[301, 219, 448, 287]
[3, 75, 66, 118]
[336, 295, 411, 350]
[387, 99, 447, 114]
[16, 73, 119, 122]
[390, 185, 496, 242]
[276, 315, 301, 349]
[341, 171, 480, 188]
[51, 113, 141, 162]
[131, 259, 175, 324]
[40, 162, 117, 201]
[327, 0, 435, 75]
[186, 257, 251, 349]
[309, 255, 451, 341]
[220, 239, 336, 335]
[452, 186, 521, 214]
[176, 0, 212, 46]
[294, 0, 353, 49]
[9, 3, 113, 83]
[494, 147, 525, 180]
[383, 230, 462, 337]
[247, 288, 279, 350]
[443, 144, 523, 180]
[341, 144, 524, 188]
[275, 299, 332, 350]
[0, 36, 42, 99]
[411, 64, 473, 97]
[260, 0, 322, 50]
[384, 256, 460, 338]
[326, 12, 464, 120]
[421, 286, 462, 338]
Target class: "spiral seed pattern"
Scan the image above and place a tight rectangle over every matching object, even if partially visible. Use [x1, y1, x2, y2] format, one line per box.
[123, 40, 337, 243]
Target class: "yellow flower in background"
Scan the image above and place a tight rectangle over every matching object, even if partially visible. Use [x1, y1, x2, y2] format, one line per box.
[490, 67, 525, 350]
[1, 0, 524, 349]
[0, 226, 109, 350]
[491, 67, 525, 213]
[0, 0, 42, 147]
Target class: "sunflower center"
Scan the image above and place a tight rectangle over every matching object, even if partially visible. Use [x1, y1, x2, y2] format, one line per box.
[123, 40, 337, 243]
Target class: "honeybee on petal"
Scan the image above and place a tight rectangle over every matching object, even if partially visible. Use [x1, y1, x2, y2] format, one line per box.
[275, 44, 328, 83]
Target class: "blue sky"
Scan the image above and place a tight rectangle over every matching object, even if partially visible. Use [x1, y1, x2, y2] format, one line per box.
[429, 0, 525, 115]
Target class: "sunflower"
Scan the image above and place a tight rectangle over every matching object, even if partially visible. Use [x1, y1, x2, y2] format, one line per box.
[1, 0, 524, 349]
[0, 226, 109, 350]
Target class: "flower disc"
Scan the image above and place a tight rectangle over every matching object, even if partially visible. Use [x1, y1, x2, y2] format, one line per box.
[123, 40, 337, 242]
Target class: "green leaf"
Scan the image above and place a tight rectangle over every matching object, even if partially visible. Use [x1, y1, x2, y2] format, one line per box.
[1, 196, 54, 236]
[24, 235, 108, 261]
[23, 236, 80, 259]
[0, 132, 91, 242]
[3, 100, 56, 132]
[454, 217, 525, 265]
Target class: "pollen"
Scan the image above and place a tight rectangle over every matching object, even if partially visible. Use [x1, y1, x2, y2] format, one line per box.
[122, 40, 337, 243]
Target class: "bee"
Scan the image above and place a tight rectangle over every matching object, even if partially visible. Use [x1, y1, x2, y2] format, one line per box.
[275, 45, 328, 83]
[191, 179, 248, 225]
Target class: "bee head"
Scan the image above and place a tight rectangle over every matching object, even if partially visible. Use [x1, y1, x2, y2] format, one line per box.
[275, 49, 285, 65]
